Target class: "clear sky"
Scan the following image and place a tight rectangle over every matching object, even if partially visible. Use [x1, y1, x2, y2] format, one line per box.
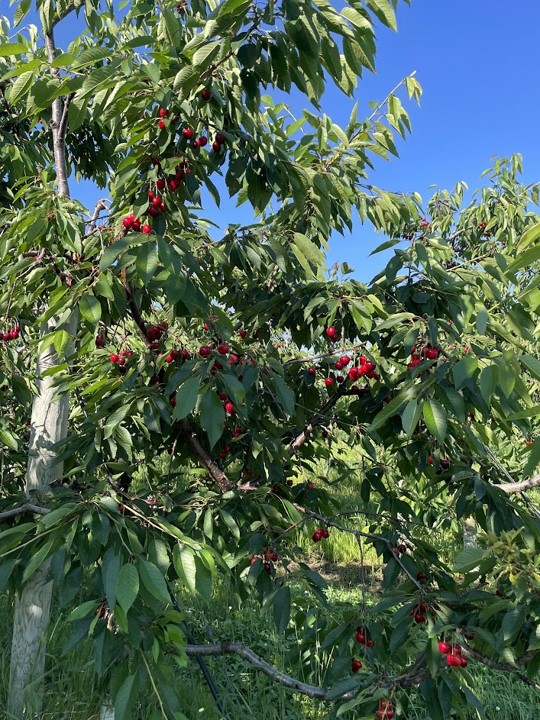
[5, 1, 540, 280]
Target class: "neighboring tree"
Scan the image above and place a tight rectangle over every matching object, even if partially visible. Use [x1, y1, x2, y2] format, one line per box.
[1, 2, 540, 720]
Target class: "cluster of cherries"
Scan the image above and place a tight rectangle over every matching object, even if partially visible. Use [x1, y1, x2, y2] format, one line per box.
[439, 640, 468, 668]
[311, 527, 329, 543]
[355, 626, 375, 648]
[375, 699, 395, 719]
[411, 600, 429, 624]
[250, 547, 279, 574]
[122, 213, 152, 233]
[0, 325, 21, 342]
[109, 349, 133, 366]
[408, 344, 440, 369]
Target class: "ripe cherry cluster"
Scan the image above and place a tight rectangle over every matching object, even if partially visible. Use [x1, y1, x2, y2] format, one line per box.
[355, 626, 375, 648]
[408, 344, 440, 369]
[376, 699, 394, 719]
[0, 325, 21, 342]
[122, 213, 152, 233]
[438, 640, 468, 667]
[311, 527, 329, 542]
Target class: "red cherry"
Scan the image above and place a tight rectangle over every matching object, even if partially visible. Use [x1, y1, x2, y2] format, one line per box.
[321, 529, 329, 539]
[238, 329, 248, 339]
[325, 326, 337, 338]
[122, 215, 134, 228]
[348, 367, 360, 381]
[366, 639, 375, 647]
[117, 357, 126, 366]
[168, 178, 180, 191]
[250, 556, 258, 565]
[158, 119, 166, 130]
[199, 346, 212, 357]
[165, 354, 174, 363]
[142, 223, 152, 234]
[217, 342, 230, 355]
[109, 354, 119, 363]
[427, 455, 433, 465]
[197, 136, 208, 146]
[312, 531, 322, 543]
[201, 87, 212, 101]
[355, 632, 365, 644]
[414, 613, 426, 624]
[324, 377, 334, 388]
[182, 127, 194, 139]
[159, 108, 168, 118]
[95, 334, 105, 348]
[307, 367, 316, 375]
[156, 178, 166, 190]
[339, 355, 351, 365]
[459, 656, 468, 667]
[147, 205, 160, 217]
[351, 658, 362, 672]
[215, 132, 226, 144]
[446, 653, 462, 667]
[417, 571, 427, 581]
[452, 643, 462, 655]
[212, 140, 221, 152]
[224, 401, 235, 415]
[438, 641, 451, 654]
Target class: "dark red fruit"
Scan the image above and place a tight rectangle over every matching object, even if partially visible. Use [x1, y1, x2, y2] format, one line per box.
[182, 127, 194, 139]
[217, 342, 230, 355]
[438, 641, 451, 654]
[351, 658, 362, 672]
[224, 401, 235, 414]
[109, 354, 119, 363]
[324, 377, 334, 388]
[95, 334, 105, 348]
[199, 346, 212, 357]
[325, 326, 337, 339]
[201, 87, 212, 101]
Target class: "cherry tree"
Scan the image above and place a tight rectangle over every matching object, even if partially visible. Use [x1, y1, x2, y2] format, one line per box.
[1, 0, 540, 718]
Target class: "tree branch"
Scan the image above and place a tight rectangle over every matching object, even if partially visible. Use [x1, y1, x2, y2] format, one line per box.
[462, 643, 540, 690]
[184, 642, 429, 697]
[498, 474, 540, 493]
[180, 420, 233, 492]
[0, 504, 49, 522]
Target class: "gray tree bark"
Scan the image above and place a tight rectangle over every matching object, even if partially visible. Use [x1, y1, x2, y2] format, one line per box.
[7, 315, 77, 718]
[7, 20, 77, 718]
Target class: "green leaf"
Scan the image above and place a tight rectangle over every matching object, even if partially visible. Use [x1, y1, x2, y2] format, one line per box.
[273, 585, 291, 632]
[401, 398, 420, 437]
[366, 0, 397, 30]
[423, 399, 447, 444]
[79, 293, 102, 325]
[135, 242, 158, 285]
[516, 221, 540, 251]
[172, 376, 200, 420]
[507, 243, 540, 274]
[273, 375, 295, 416]
[199, 389, 225, 448]
[453, 356, 478, 389]
[520, 354, 540, 381]
[68, 600, 98, 622]
[116, 564, 139, 613]
[173, 545, 197, 594]
[0, 42, 28, 56]
[369, 386, 417, 432]
[0, 427, 19, 451]
[455, 547, 486, 572]
[115, 673, 138, 720]
[138, 560, 170, 603]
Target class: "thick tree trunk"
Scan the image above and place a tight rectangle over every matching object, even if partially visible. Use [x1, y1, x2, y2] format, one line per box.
[7, 19, 77, 716]
[7, 315, 77, 717]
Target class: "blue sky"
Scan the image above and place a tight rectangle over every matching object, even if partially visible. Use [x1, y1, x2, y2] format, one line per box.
[6, 0, 540, 280]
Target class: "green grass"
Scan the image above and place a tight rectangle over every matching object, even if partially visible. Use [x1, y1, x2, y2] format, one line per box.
[1, 577, 539, 720]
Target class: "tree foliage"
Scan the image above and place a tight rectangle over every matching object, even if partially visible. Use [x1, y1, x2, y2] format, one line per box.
[1, 1, 540, 718]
